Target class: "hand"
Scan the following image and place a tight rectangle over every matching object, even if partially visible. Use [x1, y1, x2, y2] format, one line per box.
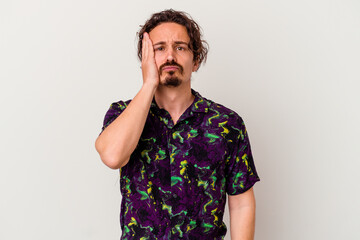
[141, 32, 159, 89]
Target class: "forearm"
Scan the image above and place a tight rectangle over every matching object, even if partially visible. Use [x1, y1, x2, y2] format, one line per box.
[96, 32, 159, 169]
[95, 83, 156, 169]
[229, 205, 255, 240]
[228, 188, 256, 240]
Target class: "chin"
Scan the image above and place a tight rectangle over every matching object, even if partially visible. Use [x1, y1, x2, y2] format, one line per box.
[161, 76, 182, 87]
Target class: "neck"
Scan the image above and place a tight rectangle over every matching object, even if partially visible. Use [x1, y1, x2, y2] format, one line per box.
[154, 84, 194, 124]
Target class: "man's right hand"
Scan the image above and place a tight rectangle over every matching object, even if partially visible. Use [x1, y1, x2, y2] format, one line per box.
[141, 32, 159, 89]
[95, 32, 160, 169]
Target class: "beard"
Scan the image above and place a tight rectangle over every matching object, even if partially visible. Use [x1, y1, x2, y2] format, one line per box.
[159, 60, 184, 87]
[162, 71, 182, 87]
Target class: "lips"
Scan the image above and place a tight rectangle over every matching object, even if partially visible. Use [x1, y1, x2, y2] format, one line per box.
[162, 66, 179, 71]
[159, 61, 184, 75]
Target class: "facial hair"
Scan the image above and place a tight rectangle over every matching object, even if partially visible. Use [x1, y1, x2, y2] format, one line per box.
[159, 60, 184, 87]
[164, 72, 181, 87]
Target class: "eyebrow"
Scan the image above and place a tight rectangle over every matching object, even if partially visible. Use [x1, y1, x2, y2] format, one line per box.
[153, 41, 189, 46]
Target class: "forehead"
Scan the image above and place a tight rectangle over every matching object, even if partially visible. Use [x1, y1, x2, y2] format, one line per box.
[149, 22, 190, 44]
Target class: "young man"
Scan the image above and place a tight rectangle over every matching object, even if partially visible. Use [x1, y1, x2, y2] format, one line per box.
[95, 9, 260, 240]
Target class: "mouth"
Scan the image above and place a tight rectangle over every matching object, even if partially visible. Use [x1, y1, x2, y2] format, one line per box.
[162, 66, 179, 71]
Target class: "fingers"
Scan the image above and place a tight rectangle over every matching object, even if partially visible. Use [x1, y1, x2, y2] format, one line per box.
[141, 32, 159, 87]
[142, 33, 155, 61]
[146, 33, 154, 58]
[142, 33, 148, 61]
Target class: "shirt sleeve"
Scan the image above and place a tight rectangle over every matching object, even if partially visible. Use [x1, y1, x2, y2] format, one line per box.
[225, 116, 260, 195]
[99, 100, 129, 135]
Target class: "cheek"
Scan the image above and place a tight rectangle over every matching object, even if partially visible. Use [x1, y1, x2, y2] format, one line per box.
[184, 62, 196, 73]
[154, 54, 164, 69]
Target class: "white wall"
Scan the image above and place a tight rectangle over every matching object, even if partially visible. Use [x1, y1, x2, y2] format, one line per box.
[1, 0, 359, 239]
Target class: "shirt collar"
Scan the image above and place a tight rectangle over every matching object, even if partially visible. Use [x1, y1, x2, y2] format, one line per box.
[150, 88, 209, 114]
[189, 88, 209, 113]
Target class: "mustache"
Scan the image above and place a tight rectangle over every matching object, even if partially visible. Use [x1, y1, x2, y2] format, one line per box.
[159, 60, 184, 75]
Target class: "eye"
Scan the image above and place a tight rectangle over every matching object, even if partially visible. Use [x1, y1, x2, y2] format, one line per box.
[155, 46, 164, 51]
[176, 46, 185, 51]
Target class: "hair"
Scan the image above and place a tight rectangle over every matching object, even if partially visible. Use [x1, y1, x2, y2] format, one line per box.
[137, 9, 209, 69]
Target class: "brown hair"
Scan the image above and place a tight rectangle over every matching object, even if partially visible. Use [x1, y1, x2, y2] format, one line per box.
[137, 9, 209, 69]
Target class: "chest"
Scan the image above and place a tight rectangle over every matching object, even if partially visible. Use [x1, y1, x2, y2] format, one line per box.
[134, 115, 230, 178]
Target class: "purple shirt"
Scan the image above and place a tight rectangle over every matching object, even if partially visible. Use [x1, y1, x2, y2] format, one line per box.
[100, 89, 260, 239]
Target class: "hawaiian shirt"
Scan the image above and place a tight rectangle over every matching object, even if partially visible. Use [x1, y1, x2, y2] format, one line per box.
[100, 89, 260, 240]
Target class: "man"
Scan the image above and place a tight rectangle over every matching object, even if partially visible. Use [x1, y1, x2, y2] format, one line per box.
[95, 9, 260, 240]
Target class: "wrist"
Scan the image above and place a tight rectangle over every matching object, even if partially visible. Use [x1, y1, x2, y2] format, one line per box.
[141, 81, 158, 95]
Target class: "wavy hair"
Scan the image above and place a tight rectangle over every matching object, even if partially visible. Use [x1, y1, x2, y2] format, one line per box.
[137, 9, 209, 69]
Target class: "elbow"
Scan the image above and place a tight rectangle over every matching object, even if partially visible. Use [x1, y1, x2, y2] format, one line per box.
[101, 155, 124, 169]
[95, 138, 129, 169]
[98, 149, 129, 169]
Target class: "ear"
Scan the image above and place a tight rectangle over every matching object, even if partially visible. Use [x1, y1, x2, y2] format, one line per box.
[192, 60, 199, 72]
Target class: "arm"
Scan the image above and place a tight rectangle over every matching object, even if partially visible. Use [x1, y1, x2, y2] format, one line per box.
[95, 33, 158, 169]
[228, 187, 256, 240]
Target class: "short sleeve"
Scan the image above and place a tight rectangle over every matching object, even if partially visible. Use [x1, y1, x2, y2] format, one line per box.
[99, 100, 129, 135]
[225, 116, 260, 195]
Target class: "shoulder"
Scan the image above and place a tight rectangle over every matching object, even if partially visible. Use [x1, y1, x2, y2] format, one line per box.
[203, 96, 245, 127]
[108, 99, 132, 112]
[103, 99, 132, 121]
[200, 96, 249, 144]
[101, 99, 132, 131]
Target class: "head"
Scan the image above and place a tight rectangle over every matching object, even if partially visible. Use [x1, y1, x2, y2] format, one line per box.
[137, 9, 209, 87]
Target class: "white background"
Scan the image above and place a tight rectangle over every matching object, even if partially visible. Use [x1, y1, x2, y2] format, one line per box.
[1, 0, 359, 239]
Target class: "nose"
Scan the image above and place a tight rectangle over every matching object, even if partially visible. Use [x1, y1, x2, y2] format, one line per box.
[166, 48, 176, 62]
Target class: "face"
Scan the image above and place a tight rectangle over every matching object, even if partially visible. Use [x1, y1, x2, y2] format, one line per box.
[149, 22, 198, 87]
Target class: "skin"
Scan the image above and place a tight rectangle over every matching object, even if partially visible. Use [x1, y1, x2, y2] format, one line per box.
[95, 22, 256, 239]
[148, 22, 199, 124]
[229, 187, 256, 240]
[149, 22, 198, 87]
